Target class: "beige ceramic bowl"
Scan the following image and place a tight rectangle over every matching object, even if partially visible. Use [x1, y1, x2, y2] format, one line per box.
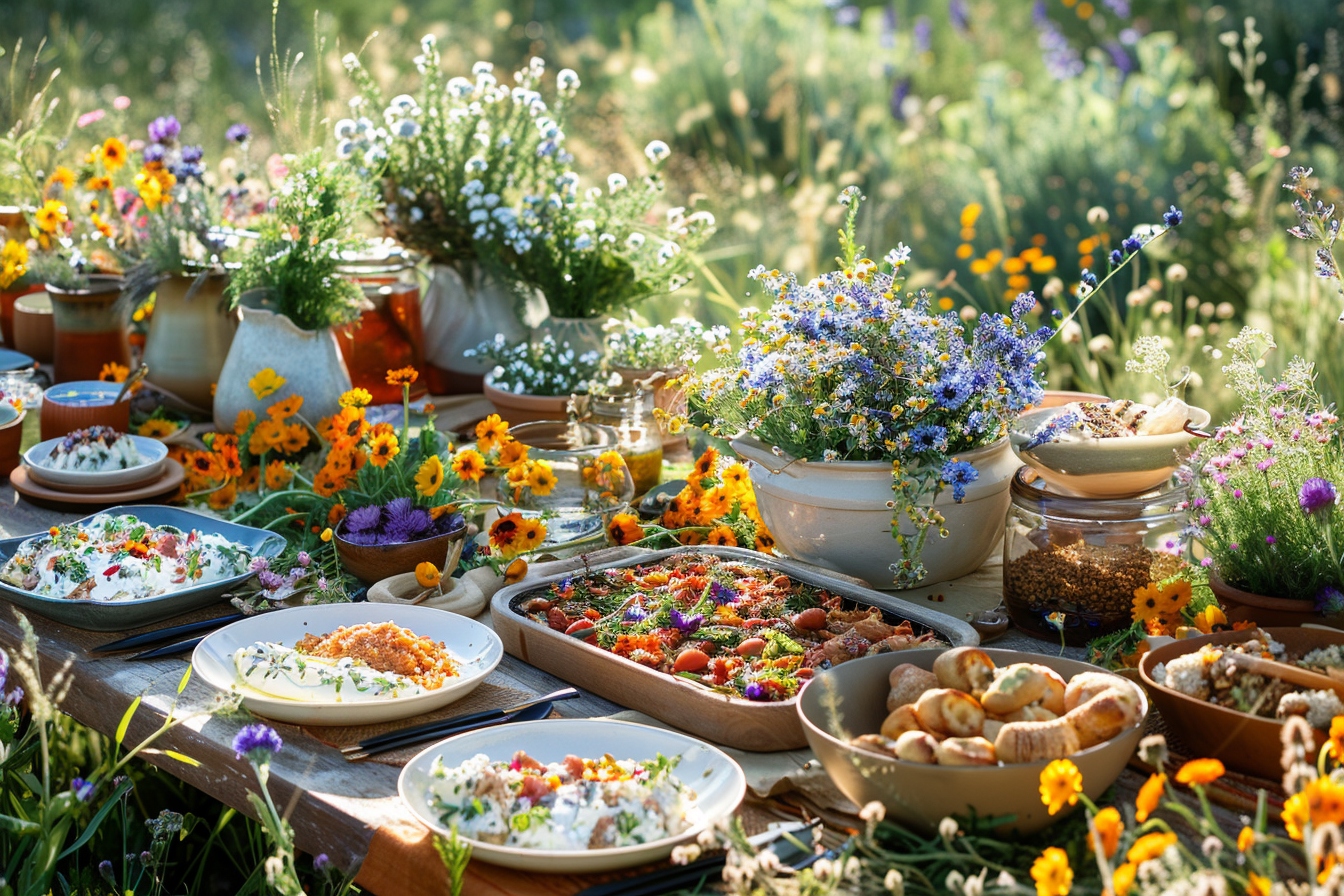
[798, 648, 1146, 835]
[1010, 405, 1211, 498]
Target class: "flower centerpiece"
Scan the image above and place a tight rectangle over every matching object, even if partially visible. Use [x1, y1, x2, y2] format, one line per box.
[504, 142, 716, 356]
[213, 150, 373, 429]
[340, 41, 574, 388]
[693, 187, 1050, 588]
[1189, 326, 1344, 622]
[469, 333, 601, 425]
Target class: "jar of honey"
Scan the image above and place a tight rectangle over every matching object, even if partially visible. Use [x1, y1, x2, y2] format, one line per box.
[579, 389, 663, 495]
[335, 242, 426, 404]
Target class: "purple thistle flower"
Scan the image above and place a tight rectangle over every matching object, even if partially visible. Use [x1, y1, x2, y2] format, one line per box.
[1163, 206, 1183, 227]
[670, 608, 703, 634]
[71, 777, 95, 802]
[1318, 586, 1344, 617]
[147, 115, 181, 144]
[226, 122, 252, 144]
[1257, 458, 1275, 472]
[1200, 557, 1213, 567]
[345, 504, 383, 533]
[1229, 542, 1240, 551]
[233, 723, 283, 762]
[709, 582, 740, 606]
[743, 681, 769, 701]
[1300, 478, 1338, 515]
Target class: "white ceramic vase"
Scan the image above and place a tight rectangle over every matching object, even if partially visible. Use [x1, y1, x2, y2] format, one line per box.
[532, 315, 606, 360]
[213, 305, 352, 431]
[422, 262, 545, 377]
[731, 436, 1019, 589]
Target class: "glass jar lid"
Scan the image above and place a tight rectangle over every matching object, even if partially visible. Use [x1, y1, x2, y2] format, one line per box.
[1009, 465, 1189, 522]
[336, 238, 418, 275]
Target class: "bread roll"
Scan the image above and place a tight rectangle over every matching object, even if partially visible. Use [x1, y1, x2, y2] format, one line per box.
[880, 704, 926, 741]
[994, 717, 1081, 763]
[887, 663, 940, 712]
[933, 647, 996, 696]
[981, 664, 1052, 715]
[1032, 665, 1068, 715]
[935, 736, 998, 766]
[991, 704, 1058, 723]
[1064, 671, 1129, 711]
[852, 733, 899, 757]
[894, 730, 940, 764]
[914, 688, 986, 738]
[1065, 687, 1143, 749]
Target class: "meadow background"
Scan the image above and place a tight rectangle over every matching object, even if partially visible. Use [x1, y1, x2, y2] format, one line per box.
[6, 0, 1344, 411]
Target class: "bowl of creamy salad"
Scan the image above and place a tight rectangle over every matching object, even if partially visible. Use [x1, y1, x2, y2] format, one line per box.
[399, 718, 747, 873]
[24, 427, 168, 490]
[0, 506, 285, 630]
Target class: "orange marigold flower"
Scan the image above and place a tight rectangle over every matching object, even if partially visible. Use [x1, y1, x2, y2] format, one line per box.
[321, 407, 369, 447]
[607, 513, 645, 546]
[99, 362, 130, 383]
[1092, 806, 1122, 859]
[453, 449, 486, 483]
[248, 368, 286, 400]
[497, 439, 529, 469]
[516, 517, 547, 552]
[312, 469, 347, 498]
[265, 460, 294, 490]
[213, 436, 244, 479]
[1029, 847, 1071, 896]
[1126, 831, 1177, 864]
[207, 481, 238, 511]
[370, 422, 396, 439]
[99, 136, 128, 172]
[415, 561, 441, 589]
[368, 431, 400, 467]
[186, 451, 222, 485]
[721, 462, 751, 493]
[1328, 716, 1344, 762]
[693, 447, 719, 480]
[279, 423, 310, 455]
[755, 530, 777, 553]
[1113, 863, 1136, 896]
[1039, 759, 1083, 816]
[475, 413, 510, 453]
[526, 460, 558, 496]
[1174, 758, 1225, 787]
[327, 503, 347, 525]
[1237, 826, 1256, 852]
[489, 511, 526, 558]
[386, 366, 419, 386]
[267, 394, 304, 420]
[700, 487, 732, 519]
[248, 418, 286, 456]
[1246, 873, 1270, 896]
[236, 466, 260, 492]
[1135, 773, 1165, 823]
[706, 526, 738, 547]
[234, 409, 257, 436]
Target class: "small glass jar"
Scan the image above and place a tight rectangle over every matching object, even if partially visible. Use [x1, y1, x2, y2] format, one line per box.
[335, 241, 426, 404]
[578, 389, 663, 495]
[499, 421, 636, 545]
[1003, 467, 1190, 645]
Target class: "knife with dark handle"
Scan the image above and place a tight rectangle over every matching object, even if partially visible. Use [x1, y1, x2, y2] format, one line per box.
[342, 700, 558, 761]
[128, 635, 209, 660]
[93, 614, 246, 653]
[342, 687, 581, 757]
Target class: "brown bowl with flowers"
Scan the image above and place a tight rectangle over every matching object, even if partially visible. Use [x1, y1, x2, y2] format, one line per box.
[334, 498, 467, 584]
[1139, 627, 1344, 781]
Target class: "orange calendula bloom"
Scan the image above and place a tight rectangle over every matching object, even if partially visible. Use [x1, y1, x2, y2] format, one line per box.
[339, 387, 372, 408]
[475, 414, 510, 453]
[489, 512, 526, 558]
[701, 487, 733, 519]
[1237, 826, 1255, 852]
[1092, 806, 1122, 858]
[279, 424, 310, 455]
[706, 526, 738, 547]
[321, 407, 370, 447]
[46, 166, 76, 192]
[1328, 716, 1344, 762]
[385, 366, 419, 386]
[368, 432, 399, 467]
[415, 562, 441, 589]
[312, 470, 347, 498]
[234, 409, 257, 436]
[607, 513, 645, 546]
[1029, 847, 1071, 896]
[186, 451, 223, 485]
[327, 504, 347, 526]
[1126, 831, 1177, 864]
[1135, 773, 1165, 823]
[755, 530, 777, 553]
[1246, 873, 1270, 896]
[99, 362, 130, 383]
[452, 450, 486, 483]
[1112, 863, 1136, 896]
[1039, 759, 1083, 816]
[526, 460, 558, 496]
[265, 460, 294, 490]
[237, 466, 260, 492]
[207, 481, 238, 511]
[1174, 758, 1225, 787]
[516, 517, 547, 552]
[415, 456, 445, 497]
[85, 175, 113, 192]
[248, 418, 286, 456]
[693, 447, 719, 480]
[137, 418, 178, 439]
[213, 436, 244, 479]
[99, 136, 128, 171]
[1132, 579, 1193, 623]
[267, 395, 304, 420]
[497, 439, 529, 469]
[720, 462, 751, 493]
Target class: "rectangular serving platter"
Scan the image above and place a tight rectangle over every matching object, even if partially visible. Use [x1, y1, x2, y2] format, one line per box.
[0, 504, 286, 632]
[491, 545, 979, 752]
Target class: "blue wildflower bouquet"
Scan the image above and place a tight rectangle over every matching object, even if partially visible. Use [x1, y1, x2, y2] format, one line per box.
[696, 188, 1054, 586]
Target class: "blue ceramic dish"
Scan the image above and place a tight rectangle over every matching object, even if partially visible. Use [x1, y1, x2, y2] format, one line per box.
[0, 505, 285, 631]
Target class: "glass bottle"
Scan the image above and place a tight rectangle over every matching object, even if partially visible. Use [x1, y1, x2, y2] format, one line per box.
[580, 389, 663, 495]
[335, 241, 426, 404]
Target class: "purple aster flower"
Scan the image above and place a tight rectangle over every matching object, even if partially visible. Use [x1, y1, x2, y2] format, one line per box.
[670, 608, 703, 634]
[314, 854, 331, 872]
[1300, 478, 1338, 515]
[1163, 205, 1183, 227]
[345, 504, 383, 533]
[142, 143, 166, 164]
[99, 860, 115, 885]
[743, 681, 769, 701]
[226, 122, 252, 144]
[257, 569, 285, 591]
[709, 582, 740, 606]
[233, 723, 283, 762]
[180, 144, 204, 164]
[147, 115, 180, 144]
[71, 777, 95, 802]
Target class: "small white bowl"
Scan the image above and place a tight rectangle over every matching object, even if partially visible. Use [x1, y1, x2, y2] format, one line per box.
[24, 434, 168, 490]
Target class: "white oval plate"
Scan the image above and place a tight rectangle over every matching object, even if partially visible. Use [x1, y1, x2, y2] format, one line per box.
[398, 718, 747, 873]
[193, 603, 503, 726]
[24, 434, 168, 490]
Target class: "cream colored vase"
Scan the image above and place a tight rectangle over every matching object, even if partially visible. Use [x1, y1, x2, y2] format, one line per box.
[731, 436, 1019, 589]
[142, 272, 237, 410]
[213, 305, 352, 431]
[422, 262, 545, 376]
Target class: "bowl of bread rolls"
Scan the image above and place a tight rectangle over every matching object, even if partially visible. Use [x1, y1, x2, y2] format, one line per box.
[797, 646, 1146, 834]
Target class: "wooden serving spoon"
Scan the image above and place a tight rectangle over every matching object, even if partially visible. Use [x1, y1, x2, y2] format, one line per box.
[1231, 653, 1344, 702]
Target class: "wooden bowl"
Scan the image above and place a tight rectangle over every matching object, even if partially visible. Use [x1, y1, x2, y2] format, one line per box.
[797, 649, 1147, 835]
[334, 518, 468, 584]
[1139, 627, 1344, 780]
[12, 292, 54, 363]
[39, 381, 130, 441]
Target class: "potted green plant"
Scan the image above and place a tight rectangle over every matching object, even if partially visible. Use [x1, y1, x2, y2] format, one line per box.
[213, 151, 371, 431]
[603, 316, 721, 447]
[468, 333, 602, 425]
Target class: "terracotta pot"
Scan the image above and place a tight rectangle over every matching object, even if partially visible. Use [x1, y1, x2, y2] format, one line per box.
[334, 519, 467, 584]
[482, 373, 572, 425]
[46, 276, 130, 384]
[39, 380, 131, 441]
[732, 436, 1019, 589]
[212, 303, 353, 432]
[421, 261, 545, 393]
[142, 272, 237, 410]
[0, 405, 25, 477]
[1208, 570, 1342, 629]
[12, 292, 54, 362]
[1, 283, 43, 347]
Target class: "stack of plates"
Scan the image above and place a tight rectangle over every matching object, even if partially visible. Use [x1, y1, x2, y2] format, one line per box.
[10, 434, 184, 507]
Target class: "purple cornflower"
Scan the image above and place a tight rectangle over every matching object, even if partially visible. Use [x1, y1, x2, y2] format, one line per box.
[1300, 478, 1338, 515]
[226, 122, 252, 144]
[743, 681, 769, 701]
[1121, 236, 1142, 255]
[314, 854, 332, 872]
[233, 723, 283, 762]
[180, 144, 204, 164]
[147, 115, 180, 144]
[940, 459, 979, 502]
[1257, 458, 1276, 472]
[71, 777, 95, 802]
[709, 582, 740, 606]
[1318, 586, 1344, 617]
[670, 608, 703, 634]
[1163, 206, 1183, 227]
[1110, 249, 1124, 266]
